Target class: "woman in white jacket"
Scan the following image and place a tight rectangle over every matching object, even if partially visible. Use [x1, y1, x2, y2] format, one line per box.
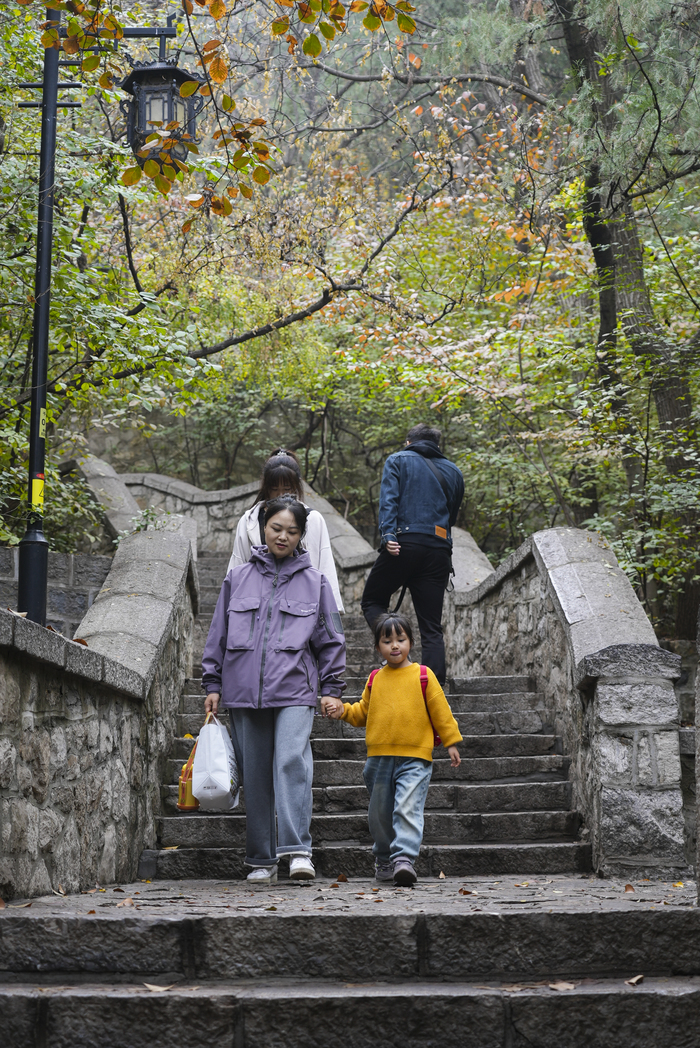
[228, 449, 344, 612]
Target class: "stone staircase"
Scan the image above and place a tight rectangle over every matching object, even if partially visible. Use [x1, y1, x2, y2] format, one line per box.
[142, 551, 591, 880]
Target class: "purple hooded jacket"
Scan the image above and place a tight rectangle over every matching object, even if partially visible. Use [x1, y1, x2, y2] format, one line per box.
[201, 546, 346, 708]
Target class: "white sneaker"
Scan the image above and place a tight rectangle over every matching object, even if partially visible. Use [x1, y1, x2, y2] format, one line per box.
[289, 855, 315, 880]
[247, 865, 278, 884]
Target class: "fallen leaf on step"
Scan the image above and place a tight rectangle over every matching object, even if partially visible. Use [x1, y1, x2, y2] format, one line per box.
[501, 982, 548, 992]
[144, 984, 176, 993]
[52, 886, 66, 896]
[625, 974, 644, 987]
[336, 873, 348, 882]
[549, 981, 578, 991]
[624, 884, 635, 893]
[163, 846, 179, 851]
[8, 902, 31, 908]
[72, 637, 88, 645]
[116, 898, 134, 908]
[87, 910, 96, 914]
[330, 883, 340, 889]
[673, 882, 684, 888]
[266, 906, 277, 911]
[113, 887, 125, 893]
[459, 889, 474, 895]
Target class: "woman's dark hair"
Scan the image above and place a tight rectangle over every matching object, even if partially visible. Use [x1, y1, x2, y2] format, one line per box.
[373, 613, 414, 647]
[263, 495, 309, 538]
[253, 448, 304, 505]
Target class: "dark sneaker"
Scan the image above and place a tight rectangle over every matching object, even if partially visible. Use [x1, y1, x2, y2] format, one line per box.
[393, 858, 417, 887]
[375, 860, 394, 882]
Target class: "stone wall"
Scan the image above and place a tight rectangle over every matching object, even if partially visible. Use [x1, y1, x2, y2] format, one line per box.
[0, 524, 197, 899]
[0, 548, 111, 639]
[445, 528, 687, 878]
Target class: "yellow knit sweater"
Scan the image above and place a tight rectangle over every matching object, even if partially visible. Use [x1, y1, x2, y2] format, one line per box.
[341, 663, 463, 761]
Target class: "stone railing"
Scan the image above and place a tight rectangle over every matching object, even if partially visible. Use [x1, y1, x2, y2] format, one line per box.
[119, 469, 378, 613]
[444, 527, 687, 879]
[0, 522, 197, 899]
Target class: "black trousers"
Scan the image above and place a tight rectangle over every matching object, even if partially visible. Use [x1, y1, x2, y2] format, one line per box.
[361, 541, 451, 684]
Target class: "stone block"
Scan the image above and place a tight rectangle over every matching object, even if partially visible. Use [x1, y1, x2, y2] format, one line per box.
[533, 526, 618, 570]
[0, 580, 18, 608]
[71, 455, 141, 538]
[599, 786, 686, 863]
[72, 555, 112, 589]
[65, 640, 103, 682]
[47, 552, 72, 586]
[595, 680, 679, 727]
[101, 655, 145, 700]
[47, 589, 88, 619]
[0, 739, 16, 789]
[13, 617, 66, 669]
[79, 595, 171, 651]
[0, 608, 14, 647]
[0, 547, 17, 579]
[578, 645, 681, 688]
[595, 733, 633, 784]
[655, 731, 681, 786]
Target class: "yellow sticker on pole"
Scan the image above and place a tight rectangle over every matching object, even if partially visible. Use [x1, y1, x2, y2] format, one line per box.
[31, 478, 44, 508]
[39, 408, 46, 440]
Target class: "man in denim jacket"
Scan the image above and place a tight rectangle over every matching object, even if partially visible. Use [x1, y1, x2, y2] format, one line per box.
[361, 424, 464, 683]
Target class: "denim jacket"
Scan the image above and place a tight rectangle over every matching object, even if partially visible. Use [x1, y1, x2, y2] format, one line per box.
[378, 440, 464, 548]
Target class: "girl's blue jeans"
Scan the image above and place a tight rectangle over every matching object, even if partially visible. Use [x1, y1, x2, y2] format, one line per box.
[363, 756, 433, 864]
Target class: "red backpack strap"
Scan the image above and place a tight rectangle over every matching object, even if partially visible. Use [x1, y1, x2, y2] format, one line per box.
[420, 665, 442, 747]
[367, 668, 380, 694]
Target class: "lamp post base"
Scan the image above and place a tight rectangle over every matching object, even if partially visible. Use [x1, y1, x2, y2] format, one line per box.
[17, 523, 49, 625]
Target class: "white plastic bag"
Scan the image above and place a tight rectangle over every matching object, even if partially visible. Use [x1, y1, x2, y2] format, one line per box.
[192, 713, 239, 811]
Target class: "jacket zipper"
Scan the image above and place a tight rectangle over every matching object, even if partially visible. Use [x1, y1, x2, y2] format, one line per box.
[302, 653, 311, 691]
[258, 570, 278, 708]
[319, 612, 333, 640]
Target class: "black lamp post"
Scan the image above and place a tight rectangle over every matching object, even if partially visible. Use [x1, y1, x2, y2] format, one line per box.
[16, 12, 201, 625]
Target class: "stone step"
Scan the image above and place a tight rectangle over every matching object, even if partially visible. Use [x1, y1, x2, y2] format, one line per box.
[178, 691, 548, 715]
[166, 754, 569, 787]
[162, 780, 574, 816]
[181, 676, 537, 698]
[0, 976, 696, 1048]
[176, 708, 552, 738]
[143, 840, 592, 879]
[157, 809, 581, 848]
[169, 734, 559, 762]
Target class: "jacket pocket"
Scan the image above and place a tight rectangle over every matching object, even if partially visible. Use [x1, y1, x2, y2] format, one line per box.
[226, 596, 261, 650]
[276, 599, 318, 651]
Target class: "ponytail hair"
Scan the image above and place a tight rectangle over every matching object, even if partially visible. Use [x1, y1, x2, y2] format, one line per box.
[253, 448, 304, 505]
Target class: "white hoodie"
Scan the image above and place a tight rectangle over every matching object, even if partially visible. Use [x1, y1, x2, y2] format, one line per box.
[227, 501, 345, 612]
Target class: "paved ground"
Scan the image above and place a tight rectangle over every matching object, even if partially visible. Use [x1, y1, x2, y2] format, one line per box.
[5, 873, 695, 920]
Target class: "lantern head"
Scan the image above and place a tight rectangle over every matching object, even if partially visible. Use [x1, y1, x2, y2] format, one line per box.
[120, 61, 204, 165]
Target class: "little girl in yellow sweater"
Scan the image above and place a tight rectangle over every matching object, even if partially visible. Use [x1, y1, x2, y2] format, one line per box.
[322, 613, 462, 886]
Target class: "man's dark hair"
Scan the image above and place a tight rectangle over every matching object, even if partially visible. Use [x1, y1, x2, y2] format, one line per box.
[373, 612, 414, 648]
[406, 423, 441, 447]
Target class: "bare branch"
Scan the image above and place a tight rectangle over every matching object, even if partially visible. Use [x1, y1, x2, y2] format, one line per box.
[299, 62, 549, 105]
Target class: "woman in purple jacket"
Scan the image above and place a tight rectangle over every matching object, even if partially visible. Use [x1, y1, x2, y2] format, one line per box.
[202, 496, 346, 884]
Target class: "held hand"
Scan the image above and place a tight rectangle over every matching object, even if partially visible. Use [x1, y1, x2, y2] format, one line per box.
[205, 692, 220, 716]
[321, 696, 344, 719]
[447, 745, 461, 768]
[385, 540, 401, 556]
